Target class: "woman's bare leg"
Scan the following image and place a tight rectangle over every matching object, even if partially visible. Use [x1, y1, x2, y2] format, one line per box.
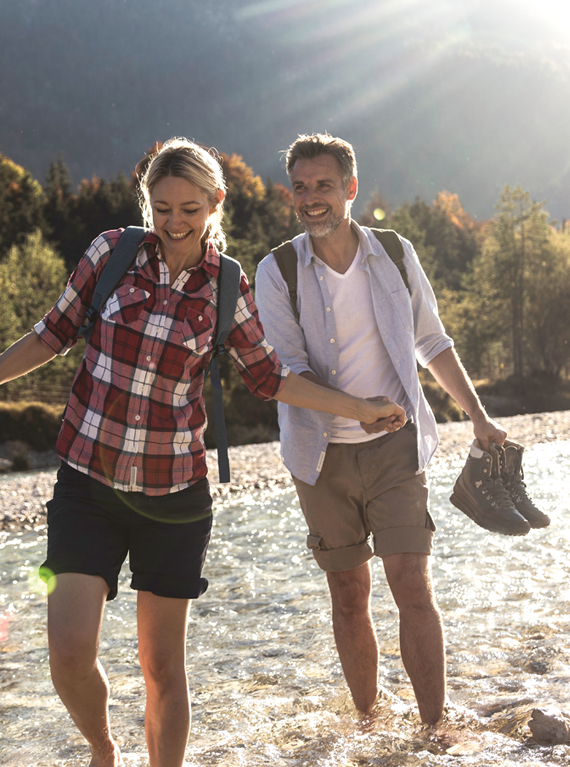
[137, 592, 191, 767]
[47, 572, 121, 767]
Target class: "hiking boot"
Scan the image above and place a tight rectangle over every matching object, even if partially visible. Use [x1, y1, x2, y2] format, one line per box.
[450, 441, 531, 536]
[501, 440, 550, 528]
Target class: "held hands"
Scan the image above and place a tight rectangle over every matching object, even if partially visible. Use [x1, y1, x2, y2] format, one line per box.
[360, 395, 407, 434]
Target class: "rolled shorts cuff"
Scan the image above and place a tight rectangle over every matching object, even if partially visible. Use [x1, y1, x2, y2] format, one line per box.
[131, 573, 209, 600]
[40, 558, 120, 600]
[373, 526, 434, 558]
[312, 539, 374, 572]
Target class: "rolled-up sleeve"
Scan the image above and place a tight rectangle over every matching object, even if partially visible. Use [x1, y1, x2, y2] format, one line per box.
[34, 232, 116, 356]
[225, 272, 289, 400]
[402, 238, 454, 368]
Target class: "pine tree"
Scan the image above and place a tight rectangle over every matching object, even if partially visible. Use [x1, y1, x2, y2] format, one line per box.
[0, 154, 45, 259]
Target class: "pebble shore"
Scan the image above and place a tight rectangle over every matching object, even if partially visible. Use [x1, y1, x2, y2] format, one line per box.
[1, 410, 569, 531]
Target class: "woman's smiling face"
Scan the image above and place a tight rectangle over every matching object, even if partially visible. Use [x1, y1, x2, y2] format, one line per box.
[150, 175, 221, 267]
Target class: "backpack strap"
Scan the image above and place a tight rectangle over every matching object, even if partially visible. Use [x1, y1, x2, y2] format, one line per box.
[272, 241, 299, 321]
[370, 228, 411, 295]
[207, 254, 242, 484]
[78, 226, 148, 344]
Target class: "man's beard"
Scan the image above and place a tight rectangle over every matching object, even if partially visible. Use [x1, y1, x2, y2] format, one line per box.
[299, 209, 344, 238]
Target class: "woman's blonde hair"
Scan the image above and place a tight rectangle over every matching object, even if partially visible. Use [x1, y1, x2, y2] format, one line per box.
[137, 137, 227, 251]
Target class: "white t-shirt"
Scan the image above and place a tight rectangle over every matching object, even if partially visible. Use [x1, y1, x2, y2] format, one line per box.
[321, 245, 410, 443]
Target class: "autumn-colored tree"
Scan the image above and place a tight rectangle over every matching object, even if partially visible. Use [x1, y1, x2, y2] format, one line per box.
[220, 153, 300, 272]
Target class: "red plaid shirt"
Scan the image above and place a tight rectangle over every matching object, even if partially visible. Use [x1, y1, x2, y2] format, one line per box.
[35, 229, 287, 495]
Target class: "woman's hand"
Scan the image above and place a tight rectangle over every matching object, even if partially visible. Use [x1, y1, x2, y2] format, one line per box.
[359, 395, 406, 432]
[276, 372, 408, 426]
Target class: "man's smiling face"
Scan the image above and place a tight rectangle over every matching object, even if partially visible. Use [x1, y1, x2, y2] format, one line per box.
[290, 154, 357, 239]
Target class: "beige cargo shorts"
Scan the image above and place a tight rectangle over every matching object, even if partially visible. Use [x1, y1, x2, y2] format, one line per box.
[292, 423, 434, 571]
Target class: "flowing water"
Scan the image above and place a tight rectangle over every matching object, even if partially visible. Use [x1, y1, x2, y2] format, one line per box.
[1, 442, 570, 766]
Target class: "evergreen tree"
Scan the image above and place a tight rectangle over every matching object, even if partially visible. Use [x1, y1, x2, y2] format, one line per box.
[0, 154, 45, 259]
[0, 230, 83, 401]
[485, 186, 550, 379]
[44, 157, 142, 271]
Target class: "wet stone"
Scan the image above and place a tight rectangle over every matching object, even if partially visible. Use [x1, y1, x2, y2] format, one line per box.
[529, 708, 570, 744]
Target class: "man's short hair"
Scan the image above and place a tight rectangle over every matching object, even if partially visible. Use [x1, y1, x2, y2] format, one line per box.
[285, 133, 357, 187]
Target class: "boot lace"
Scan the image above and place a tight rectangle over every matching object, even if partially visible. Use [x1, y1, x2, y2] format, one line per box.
[480, 476, 515, 508]
[503, 470, 530, 503]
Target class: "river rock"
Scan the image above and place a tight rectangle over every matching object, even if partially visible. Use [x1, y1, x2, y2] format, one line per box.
[529, 708, 570, 744]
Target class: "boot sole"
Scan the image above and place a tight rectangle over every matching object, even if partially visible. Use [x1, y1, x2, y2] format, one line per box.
[450, 487, 530, 536]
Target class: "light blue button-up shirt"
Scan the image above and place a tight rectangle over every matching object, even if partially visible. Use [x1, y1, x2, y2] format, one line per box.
[255, 223, 453, 485]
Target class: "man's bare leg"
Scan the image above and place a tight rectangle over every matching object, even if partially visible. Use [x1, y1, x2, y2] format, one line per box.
[47, 572, 121, 767]
[383, 552, 446, 726]
[327, 561, 379, 713]
[137, 592, 191, 767]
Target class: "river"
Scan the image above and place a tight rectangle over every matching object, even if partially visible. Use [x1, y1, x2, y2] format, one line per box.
[1, 440, 569, 765]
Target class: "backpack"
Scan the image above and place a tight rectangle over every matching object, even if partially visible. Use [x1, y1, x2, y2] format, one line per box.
[78, 226, 241, 483]
[272, 228, 410, 321]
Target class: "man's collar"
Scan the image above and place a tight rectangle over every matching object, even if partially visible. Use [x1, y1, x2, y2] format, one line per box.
[300, 220, 377, 266]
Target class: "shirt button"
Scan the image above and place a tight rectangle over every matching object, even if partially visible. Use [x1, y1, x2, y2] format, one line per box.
[163, 299, 168, 305]
[320, 275, 324, 281]
[198, 315, 203, 322]
[135, 415, 141, 421]
[323, 432, 328, 437]
[146, 356, 151, 361]
[326, 307, 331, 312]
[129, 288, 135, 293]
[331, 370, 337, 375]
[330, 338, 335, 344]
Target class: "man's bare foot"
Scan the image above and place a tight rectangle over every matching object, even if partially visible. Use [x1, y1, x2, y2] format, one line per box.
[89, 740, 122, 767]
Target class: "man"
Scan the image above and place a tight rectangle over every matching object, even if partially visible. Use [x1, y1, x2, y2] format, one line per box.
[255, 133, 506, 726]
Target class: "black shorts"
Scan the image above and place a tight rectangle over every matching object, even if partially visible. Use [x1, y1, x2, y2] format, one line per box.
[41, 462, 213, 601]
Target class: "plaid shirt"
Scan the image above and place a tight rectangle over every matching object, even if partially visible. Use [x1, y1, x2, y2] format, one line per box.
[35, 229, 287, 495]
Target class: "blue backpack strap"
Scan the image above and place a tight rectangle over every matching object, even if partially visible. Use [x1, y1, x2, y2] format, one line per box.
[208, 254, 242, 483]
[79, 226, 148, 344]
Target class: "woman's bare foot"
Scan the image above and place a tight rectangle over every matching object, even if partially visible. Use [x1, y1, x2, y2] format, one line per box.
[89, 740, 122, 766]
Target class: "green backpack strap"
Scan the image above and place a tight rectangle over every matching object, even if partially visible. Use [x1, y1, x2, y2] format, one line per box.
[272, 240, 299, 321]
[370, 228, 411, 295]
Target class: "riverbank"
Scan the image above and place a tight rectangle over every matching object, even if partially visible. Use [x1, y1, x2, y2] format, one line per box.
[1, 410, 569, 531]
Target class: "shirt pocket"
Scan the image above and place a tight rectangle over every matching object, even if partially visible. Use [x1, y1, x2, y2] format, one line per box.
[390, 287, 414, 332]
[101, 285, 151, 325]
[179, 307, 214, 356]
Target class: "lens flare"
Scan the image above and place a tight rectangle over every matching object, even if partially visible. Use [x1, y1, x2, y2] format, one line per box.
[38, 566, 58, 594]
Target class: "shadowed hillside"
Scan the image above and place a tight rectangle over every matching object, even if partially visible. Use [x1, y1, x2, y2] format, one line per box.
[1, 0, 570, 219]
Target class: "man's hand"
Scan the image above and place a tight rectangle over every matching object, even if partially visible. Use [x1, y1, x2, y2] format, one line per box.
[360, 395, 407, 434]
[472, 414, 507, 452]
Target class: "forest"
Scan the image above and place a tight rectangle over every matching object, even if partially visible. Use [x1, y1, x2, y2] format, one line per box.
[1, 149, 570, 452]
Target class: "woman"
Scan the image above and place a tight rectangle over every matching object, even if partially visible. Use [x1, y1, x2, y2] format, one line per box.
[0, 138, 405, 767]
